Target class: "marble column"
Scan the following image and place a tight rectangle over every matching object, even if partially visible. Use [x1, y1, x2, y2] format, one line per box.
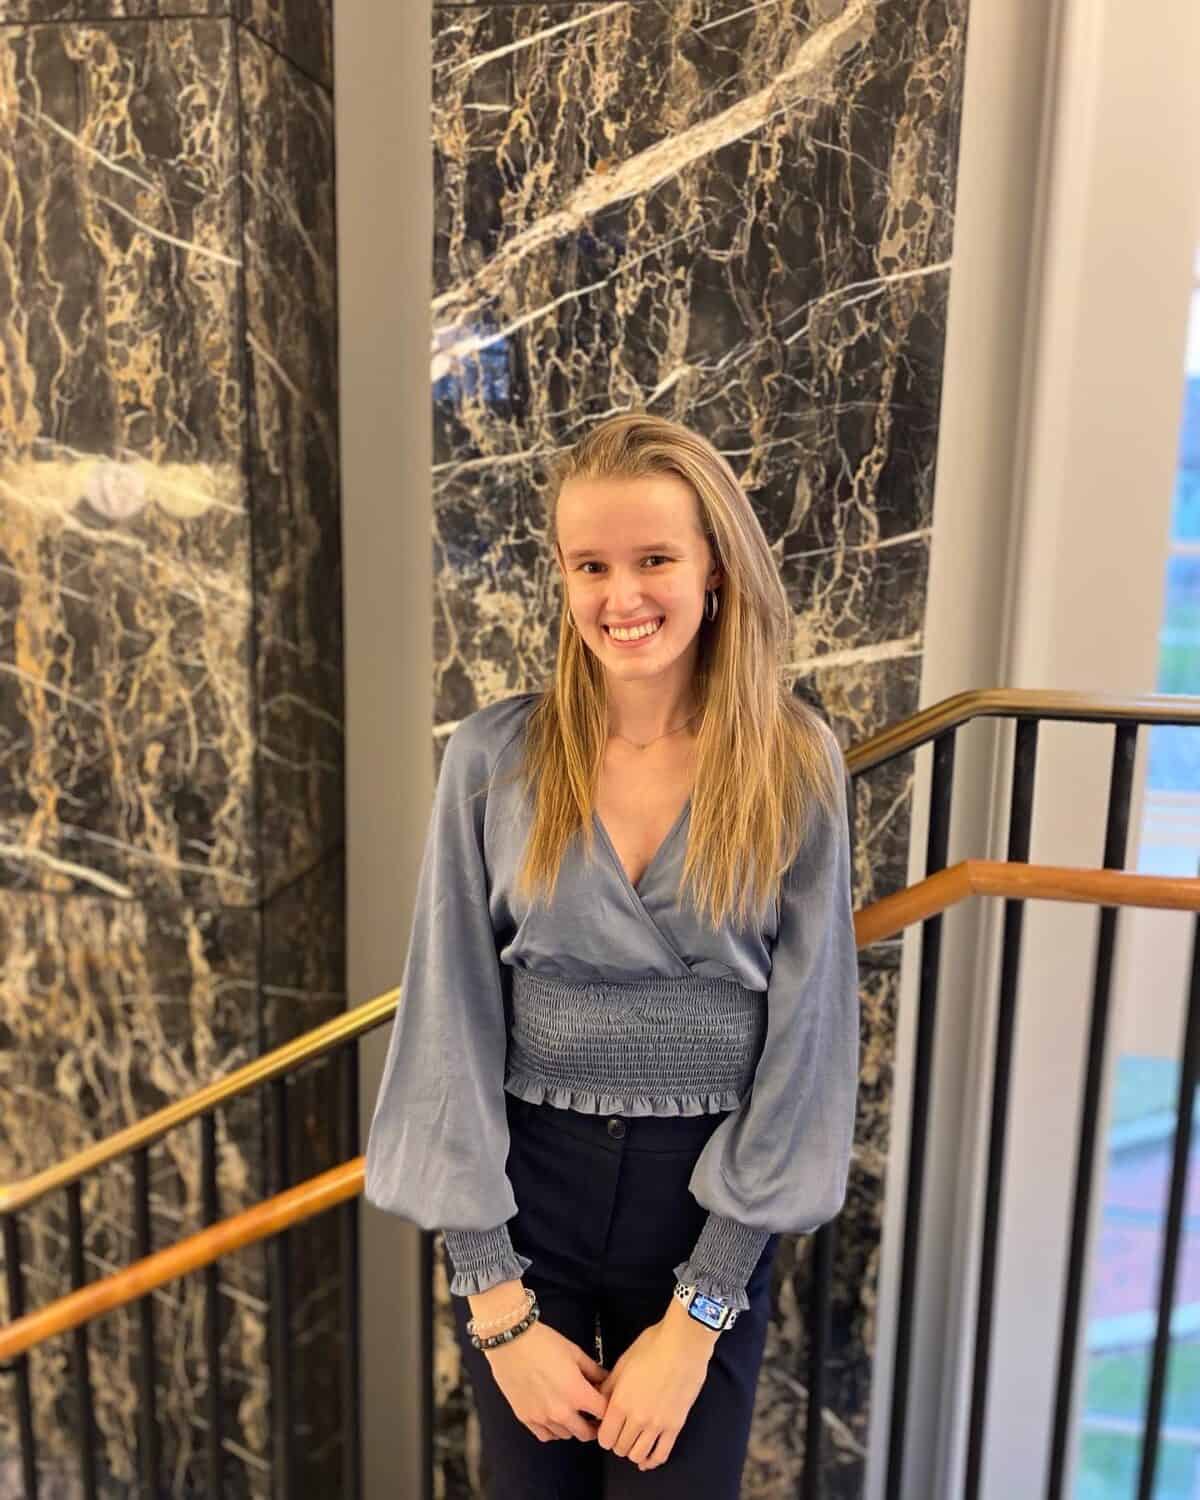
[0, 5, 344, 1497]
[430, 2, 967, 1496]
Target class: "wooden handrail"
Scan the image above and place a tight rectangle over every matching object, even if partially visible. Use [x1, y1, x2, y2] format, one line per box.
[2, 857, 1197, 1364]
[845, 688, 1200, 774]
[855, 859, 1200, 946]
[3, 686, 1197, 1212]
[0, 1160, 365, 1364]
[0, 989, 400, 1215]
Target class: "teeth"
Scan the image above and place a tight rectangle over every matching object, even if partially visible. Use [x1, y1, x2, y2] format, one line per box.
[608, 618, 662, 641]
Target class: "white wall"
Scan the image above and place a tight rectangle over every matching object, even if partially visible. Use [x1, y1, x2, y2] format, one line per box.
[863, 0, 1059, 1491]
[972, 2, 1199, 1495]
[869, 0, 1200, 1497]
[334, 1, 433, 1496]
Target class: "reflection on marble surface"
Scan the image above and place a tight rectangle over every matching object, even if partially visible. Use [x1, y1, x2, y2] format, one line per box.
[0, 8, 342, 1496]
[0, 20, 251, 908]
[431, 1, 967, 1494]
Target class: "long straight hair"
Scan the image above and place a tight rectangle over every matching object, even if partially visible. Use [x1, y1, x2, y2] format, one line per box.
[510, 412, 842, 931]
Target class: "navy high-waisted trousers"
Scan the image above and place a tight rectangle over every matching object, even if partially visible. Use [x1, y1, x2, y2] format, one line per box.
[449, 1089, 780, 1499]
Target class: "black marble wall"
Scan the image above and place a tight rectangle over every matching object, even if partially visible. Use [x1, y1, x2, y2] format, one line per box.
[430, 2, 967, 1496]
[0, 6, 344, 1496]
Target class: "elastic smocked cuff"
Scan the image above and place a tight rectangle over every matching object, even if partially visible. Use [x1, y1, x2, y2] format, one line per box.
[441, 1224, 533, 1298]
[672, 1212, 772, 1313]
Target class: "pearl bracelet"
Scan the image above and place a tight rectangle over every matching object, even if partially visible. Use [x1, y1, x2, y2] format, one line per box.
[467, 1287, 535, 1335]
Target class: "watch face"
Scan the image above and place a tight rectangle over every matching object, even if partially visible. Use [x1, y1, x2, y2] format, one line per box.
[689, 1293, 727, 1329]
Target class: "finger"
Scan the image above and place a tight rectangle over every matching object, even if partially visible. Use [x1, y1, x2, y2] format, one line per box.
[573, 1378, 609, 1418]
[565, 1413, 600, 1442]
[645, 1431, 676, 1468]
[613, 1417, 640, 1459]
[573, 1398, 606, 1434]
[628, 1426, 659, 1464]
[546, 1422, 574, 1440]
[526, 1422, 554, 1443]
[598, 1360, 622, 1397]
[577, 1351, 609, 1383]
[597, 1407, 622, 1450]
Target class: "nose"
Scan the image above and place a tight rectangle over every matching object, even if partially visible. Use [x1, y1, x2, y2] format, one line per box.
[606, 567, 651, 614]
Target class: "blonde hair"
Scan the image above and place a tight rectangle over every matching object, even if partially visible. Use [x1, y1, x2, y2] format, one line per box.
[510, 411, 841, 931]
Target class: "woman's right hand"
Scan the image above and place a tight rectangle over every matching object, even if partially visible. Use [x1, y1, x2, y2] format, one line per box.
[484, 1319, 610, 1443]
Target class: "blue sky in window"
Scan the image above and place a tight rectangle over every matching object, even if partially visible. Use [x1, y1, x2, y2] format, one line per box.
[1144, 260, 1200, 819]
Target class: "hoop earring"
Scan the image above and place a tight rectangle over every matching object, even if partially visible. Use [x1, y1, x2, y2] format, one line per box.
[565, 611, 577, 633]
[704, 589, 719, 623]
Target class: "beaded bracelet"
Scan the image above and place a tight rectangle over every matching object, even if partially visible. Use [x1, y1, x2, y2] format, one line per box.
[467, 1288, 535, 1335]
[469, 1298, 541, 1351]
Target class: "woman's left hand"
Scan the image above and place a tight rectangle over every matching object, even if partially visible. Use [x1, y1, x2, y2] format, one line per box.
[595, 1304, 717, 1471]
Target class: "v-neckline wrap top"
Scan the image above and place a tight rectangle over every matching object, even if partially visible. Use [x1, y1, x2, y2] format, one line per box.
[363, 691, 861, 1311]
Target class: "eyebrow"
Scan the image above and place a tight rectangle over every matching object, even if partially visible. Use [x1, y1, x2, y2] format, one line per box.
[563, 542, 679, 562]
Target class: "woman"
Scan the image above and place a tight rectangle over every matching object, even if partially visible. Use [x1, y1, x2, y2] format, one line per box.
[364, 412, 860, 1498]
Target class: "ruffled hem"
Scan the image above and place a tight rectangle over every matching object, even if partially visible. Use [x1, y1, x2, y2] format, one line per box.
[671, 1259, 751, 1314]
[447, 1249, 533, 1298]
[504, 1071, 742, 1117]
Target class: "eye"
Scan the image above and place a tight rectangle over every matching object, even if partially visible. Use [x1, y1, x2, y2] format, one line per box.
[577, 556, 673, 574]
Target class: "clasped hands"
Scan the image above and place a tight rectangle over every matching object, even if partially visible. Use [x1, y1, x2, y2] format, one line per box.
[487, 1295, 718, 1473]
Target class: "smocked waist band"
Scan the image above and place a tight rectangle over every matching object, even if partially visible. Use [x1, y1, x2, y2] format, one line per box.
[503, 966, 767, 1117]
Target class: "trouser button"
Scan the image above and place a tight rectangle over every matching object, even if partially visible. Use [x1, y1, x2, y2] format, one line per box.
[606, 1117, 626, 1139]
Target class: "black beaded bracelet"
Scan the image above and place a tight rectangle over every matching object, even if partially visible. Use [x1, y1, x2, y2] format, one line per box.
[469, 1301, 541, 1351]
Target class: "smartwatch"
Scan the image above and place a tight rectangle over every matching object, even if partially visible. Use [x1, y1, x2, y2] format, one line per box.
[673, 1279, 739, 1332]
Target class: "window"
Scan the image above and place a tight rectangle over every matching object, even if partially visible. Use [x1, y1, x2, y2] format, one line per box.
[1074, 243, 1200, 1500]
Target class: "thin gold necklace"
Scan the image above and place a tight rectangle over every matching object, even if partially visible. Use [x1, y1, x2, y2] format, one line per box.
[607, 708, 702, 751]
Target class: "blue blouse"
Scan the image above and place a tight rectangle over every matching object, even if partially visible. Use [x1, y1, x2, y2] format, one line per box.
[363, 691, 860, 1311]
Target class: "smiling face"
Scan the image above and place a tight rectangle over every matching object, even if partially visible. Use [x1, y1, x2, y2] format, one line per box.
[554, 471, 722, 684]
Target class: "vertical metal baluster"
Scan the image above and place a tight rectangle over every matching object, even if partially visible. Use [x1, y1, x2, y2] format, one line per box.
[133, 1147, 161, 1498]
[801, 1219, 835, 1500]
[339, 1045, 362, 1500]
[963, 717, 1039, 1500]
[3, 1213, 39, 1500]
[269, 1077, 294, 1498]
[796, 762, 855, 1495]
[885, 726, 957, 1500]
[421, 1228, 434, 1500]
[1134, 910, 1200, 1500]
[66, 1182, 99, 1500]
[1045, 722, 1137, 1499]
[201, 1113, 223, 1500]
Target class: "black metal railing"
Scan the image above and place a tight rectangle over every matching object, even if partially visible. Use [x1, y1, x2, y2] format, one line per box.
[0, 1031, 366, 1500]
[840, 692, 1200, 1500]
